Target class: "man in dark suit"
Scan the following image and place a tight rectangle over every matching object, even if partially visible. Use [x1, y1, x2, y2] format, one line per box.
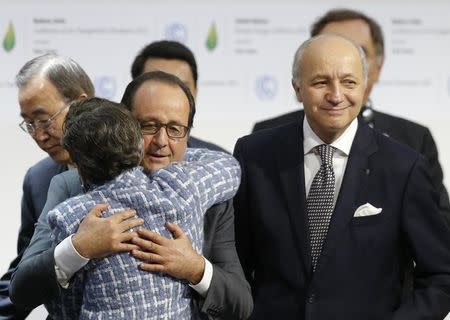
[252, 9, 450, 224]
[234, 34, 450, 319]
[11, 72, 252, 319]
[0, 54, 94, 320]
[131, 40, 228, 153]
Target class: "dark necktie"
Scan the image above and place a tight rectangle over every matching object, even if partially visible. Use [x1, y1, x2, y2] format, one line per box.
[307, 144, 336, 271]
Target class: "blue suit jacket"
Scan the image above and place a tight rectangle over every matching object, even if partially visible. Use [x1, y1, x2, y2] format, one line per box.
[0, 157, 66, 320]
[235, 118, 450, 319]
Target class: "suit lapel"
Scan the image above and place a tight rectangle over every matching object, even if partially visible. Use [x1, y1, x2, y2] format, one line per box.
[277, 116, 313, 274]
[314, 121, 378, 273]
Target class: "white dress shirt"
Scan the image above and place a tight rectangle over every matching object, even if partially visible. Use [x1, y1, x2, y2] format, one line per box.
[303, 117, 358, 205]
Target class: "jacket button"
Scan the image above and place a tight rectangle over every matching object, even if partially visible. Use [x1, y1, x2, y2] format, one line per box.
[208, 308, 219, 316]
[308, 293, 316, 304]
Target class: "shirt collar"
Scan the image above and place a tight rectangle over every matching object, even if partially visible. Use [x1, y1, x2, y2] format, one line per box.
[303, 116, 358, 156]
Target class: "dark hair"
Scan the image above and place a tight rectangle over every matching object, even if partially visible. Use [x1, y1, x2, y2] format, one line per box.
[121, 71, 196, 128]
[16, 53, 95, 101]
[310, 8, 384, 64]
[130, 40, 198, 86]
[62, 97, 142, 185]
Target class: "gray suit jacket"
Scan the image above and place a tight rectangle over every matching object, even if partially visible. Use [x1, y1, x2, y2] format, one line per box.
[11, 169, 252, 319]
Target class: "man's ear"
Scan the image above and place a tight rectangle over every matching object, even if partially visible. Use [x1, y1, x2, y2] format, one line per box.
[78, 93, 88, 99]
[292, 79, 303, 102]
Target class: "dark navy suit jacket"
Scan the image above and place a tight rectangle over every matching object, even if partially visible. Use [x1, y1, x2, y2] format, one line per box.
[235, 118, 450, 319]
[253, 109, 450, 225]
[0, 157, 66, 319]
[189, 136, 228, 153]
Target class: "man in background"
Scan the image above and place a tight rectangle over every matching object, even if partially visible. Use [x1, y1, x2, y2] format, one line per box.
[252, 8, 450, 223]
[0, 54, 94, 319]
[131, 40, 227, 152]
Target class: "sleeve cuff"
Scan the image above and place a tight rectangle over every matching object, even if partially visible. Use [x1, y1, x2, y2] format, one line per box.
[189, 257, 213, 297]
[54, 235, 89, 288]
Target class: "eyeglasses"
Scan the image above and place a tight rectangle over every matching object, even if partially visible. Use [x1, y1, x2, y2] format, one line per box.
[140, 121, 190, 139]
[19, 105, 69, 135]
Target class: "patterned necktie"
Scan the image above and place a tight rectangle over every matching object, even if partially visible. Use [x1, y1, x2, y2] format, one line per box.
[307, 144, 336, 271]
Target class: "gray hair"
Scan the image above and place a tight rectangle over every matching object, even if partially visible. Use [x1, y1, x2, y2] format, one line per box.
[291, 34, 368, 86]
[16, 53, 95, 101]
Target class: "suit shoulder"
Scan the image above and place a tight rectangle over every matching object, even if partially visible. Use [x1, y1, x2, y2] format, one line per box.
[26, 157, 65, 178]
[23, 157, 66, 194]
[237, 121, 300, 153]
[371, 126, 423, 163]
[373, 110, 430, 134]
[188, 136, 229, 153]
[253, 110, 302, 132]
[50, 169, 79, 185]
[48, 169, 83, 201]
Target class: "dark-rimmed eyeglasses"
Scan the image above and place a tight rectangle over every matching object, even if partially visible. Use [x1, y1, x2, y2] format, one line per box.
[140, 121, 190, 139]
[19, 105, 69, 135]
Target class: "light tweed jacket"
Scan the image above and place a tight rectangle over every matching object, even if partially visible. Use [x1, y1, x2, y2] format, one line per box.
[47, 148, 241, 320]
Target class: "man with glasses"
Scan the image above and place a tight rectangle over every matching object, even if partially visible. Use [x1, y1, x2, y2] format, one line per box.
[19, 105, 69, 136]
[127, 45, 253, 317]
[0, 53, 94, 319]
[131, 40, 227, 152]
[45, 96, 240, 319]
[10, 71, 253, 319]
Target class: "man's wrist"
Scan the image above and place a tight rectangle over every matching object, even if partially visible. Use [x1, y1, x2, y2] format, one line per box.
[189, 257, 213, 297]
[71, 232, 90, 259]
[189, 253, 206, 285]
[54, 235, 89, 288]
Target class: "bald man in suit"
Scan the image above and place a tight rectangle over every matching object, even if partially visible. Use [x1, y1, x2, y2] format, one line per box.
[236, 34, 450, 319]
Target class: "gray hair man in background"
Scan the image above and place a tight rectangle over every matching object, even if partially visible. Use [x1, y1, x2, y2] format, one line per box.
[0, 53, 94, 319]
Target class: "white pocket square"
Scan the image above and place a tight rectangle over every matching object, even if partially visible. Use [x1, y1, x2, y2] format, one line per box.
[354, 203, 382, 217]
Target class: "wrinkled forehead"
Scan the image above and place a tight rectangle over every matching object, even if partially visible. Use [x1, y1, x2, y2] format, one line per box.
[18, 77, 65, 117]
[132, 80, 190, 125]
[307, 35, 360, 56]
[302, 36, 365, 76]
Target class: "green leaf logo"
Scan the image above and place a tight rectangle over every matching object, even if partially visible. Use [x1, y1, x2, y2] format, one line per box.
[206, 22, 218, 51]
[3, 22, 15, 52]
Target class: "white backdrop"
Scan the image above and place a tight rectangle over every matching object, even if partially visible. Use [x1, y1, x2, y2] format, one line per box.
[1, 0, 450, 318]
